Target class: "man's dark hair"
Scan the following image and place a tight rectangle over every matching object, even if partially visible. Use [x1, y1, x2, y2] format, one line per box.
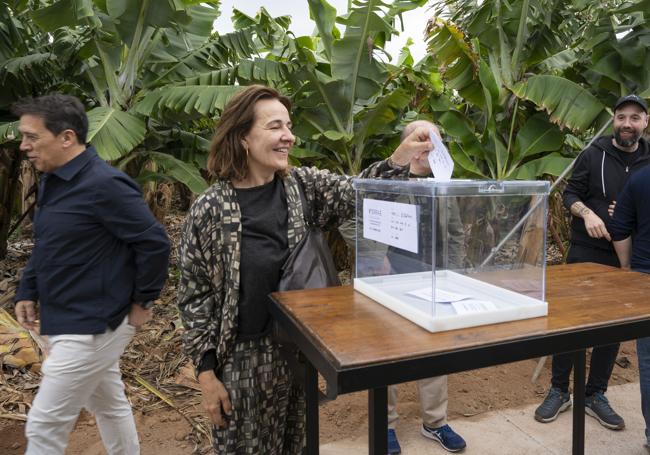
[11, 94, 88, 144]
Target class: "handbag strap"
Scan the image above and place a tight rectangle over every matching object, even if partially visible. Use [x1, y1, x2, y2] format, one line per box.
[292, 169, 314, 226]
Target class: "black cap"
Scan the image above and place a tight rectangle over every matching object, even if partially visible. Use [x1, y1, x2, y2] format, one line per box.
[614, 94, 648, 113]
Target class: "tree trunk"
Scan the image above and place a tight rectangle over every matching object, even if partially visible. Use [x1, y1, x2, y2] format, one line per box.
[0, 146, 21, 259]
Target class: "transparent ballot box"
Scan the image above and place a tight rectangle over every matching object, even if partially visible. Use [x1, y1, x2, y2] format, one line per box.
[352, 179, 550, 332]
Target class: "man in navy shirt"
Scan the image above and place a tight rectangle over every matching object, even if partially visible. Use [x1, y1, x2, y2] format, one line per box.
[13, 94, 170, 455]
[610, 97, 650, 450]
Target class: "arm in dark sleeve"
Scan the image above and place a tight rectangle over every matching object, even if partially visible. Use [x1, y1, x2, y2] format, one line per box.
[197, 349, 217, 372]
[95, 174, 171, 301]
[563, 151, 591, 210]
[15, 254, 38, 302]
[610, 178, 636, 241]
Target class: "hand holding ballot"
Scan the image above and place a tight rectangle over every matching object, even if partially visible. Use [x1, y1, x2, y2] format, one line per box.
[389, 120, 454, 179]
[390, 123, 433, 167]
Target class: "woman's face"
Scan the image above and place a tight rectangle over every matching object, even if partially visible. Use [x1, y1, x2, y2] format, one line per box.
[243, 98, 295, 180]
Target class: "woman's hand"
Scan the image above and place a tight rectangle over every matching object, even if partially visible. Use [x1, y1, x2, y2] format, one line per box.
[198, 370, 232, 427]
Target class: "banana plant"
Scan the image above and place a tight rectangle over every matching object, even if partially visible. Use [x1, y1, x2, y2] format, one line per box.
[571, 0, 650, 102]
[424, 6, 609, 180]
[0, 1, 301, 194]
[284, 0, 428, 174]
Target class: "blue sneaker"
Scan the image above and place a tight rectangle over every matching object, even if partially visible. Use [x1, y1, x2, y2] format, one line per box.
[387, 428, 401, 454]
[421, 424, 467, 452]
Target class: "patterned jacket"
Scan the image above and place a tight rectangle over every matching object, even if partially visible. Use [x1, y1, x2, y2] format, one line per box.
[177, 160, 407, 371]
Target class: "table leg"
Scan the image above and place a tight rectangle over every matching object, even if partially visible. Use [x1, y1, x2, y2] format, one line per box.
[572, 349, 586, 455]
[305, 362, 319, 455]
[368, 387, 388, 455]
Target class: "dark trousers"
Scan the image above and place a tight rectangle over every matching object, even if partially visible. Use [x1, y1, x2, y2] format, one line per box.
[551, 243, 621, 396]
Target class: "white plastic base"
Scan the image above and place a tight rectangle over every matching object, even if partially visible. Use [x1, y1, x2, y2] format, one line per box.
[354, 270, 547, 332]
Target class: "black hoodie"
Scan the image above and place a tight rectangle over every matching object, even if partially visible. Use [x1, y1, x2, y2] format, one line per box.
[563, 135, 650, 252]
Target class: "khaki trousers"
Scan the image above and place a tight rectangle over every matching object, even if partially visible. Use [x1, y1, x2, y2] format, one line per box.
[388, 375, 448, 429]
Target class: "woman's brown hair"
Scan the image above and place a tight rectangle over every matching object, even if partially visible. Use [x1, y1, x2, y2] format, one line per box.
[207, 85, 292, 180]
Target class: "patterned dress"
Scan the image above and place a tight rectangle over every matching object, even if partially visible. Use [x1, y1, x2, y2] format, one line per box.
[177, 162, 406, 454]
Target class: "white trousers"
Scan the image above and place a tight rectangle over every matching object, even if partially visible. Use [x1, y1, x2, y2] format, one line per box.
[25, 316, 140, 455]
[388, 375, 448, 429]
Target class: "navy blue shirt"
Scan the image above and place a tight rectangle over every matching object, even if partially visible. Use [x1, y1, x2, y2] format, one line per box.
[610, 164, 650, 273]
[15, 146, 171, 335]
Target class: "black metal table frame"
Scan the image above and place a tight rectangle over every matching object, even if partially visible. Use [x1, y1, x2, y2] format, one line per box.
[270, 304, 650, 455]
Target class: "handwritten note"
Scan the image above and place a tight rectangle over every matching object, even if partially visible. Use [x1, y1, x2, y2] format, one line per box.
[427, 128, 454, 181]
[363, 199, 418, 253]
[451, 299, 498, 315]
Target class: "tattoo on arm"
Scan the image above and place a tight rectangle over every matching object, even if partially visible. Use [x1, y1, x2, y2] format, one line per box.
[572, 202, 592, 218]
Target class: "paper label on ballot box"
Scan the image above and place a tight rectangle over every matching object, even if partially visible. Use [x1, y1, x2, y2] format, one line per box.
[363, 198, 419, 253]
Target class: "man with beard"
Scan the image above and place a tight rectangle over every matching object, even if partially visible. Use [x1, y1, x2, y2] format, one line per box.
[534, 94, 650, 430]
[609, 99, 650, 449]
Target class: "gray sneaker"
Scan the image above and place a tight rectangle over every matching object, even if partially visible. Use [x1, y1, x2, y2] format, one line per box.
[534, 387, 571, 423]
[585, 392, 625, 430]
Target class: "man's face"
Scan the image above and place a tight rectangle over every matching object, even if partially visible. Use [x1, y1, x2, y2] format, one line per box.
[18, 115, 66, 173]
[613, 103, 648, 148]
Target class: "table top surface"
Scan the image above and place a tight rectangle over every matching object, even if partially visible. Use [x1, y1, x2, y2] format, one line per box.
[269, 263, 650, 370]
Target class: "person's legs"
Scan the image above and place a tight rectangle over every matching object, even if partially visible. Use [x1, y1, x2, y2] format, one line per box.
[638, 338, 650, 443]
[418, 376, 448, 428]
[86, 362, 140, 455]
[418, 376, 465, 452]
[551, 353, 573, 392]
[25, 335, 97, 455]
[386, 385, 402, 454]
[387, 385, 399, 429]
[535, 354, 572, 423]
[86, 315, 138, 453]
[25, 316, 136, 455]
[213, 336, 306, 455]
[585, 343, 620, 395]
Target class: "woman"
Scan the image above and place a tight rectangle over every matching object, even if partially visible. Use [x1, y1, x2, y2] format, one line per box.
[177, 85, 432, 454]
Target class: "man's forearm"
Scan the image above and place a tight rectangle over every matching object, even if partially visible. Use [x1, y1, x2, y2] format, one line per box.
[570, 201, 594, 219]
[613, 237, 632, 269]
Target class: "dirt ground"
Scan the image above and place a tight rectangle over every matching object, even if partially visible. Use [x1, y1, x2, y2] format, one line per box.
[0, 341, 639, 454]
[0, 209, 637, 453]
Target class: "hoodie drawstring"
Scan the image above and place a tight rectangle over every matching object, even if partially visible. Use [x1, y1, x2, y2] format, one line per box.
[601, 150, 606, 197]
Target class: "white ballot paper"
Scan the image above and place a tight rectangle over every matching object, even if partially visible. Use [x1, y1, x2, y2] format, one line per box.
[451, 299, 498, 315]
[363, 198, 418, 253]
[427, 128, 454, 181]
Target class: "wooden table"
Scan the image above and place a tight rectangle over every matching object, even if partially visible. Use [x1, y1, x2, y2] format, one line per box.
[269, 263, 650, 455]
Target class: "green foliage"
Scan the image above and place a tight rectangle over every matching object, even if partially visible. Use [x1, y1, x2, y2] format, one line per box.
[0, 0, 292, 193]
[425, 0, 649, 180]
[2, 0, 649, 190]
[512, 76, 605, 132]
[86, 107, 147, 161]
[284, 0, 427, 174]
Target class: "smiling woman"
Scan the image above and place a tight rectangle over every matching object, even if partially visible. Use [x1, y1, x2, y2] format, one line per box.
[239, 99, 295, 187]
[176, 84, 435, 454]
[207, 86, 295, 187]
